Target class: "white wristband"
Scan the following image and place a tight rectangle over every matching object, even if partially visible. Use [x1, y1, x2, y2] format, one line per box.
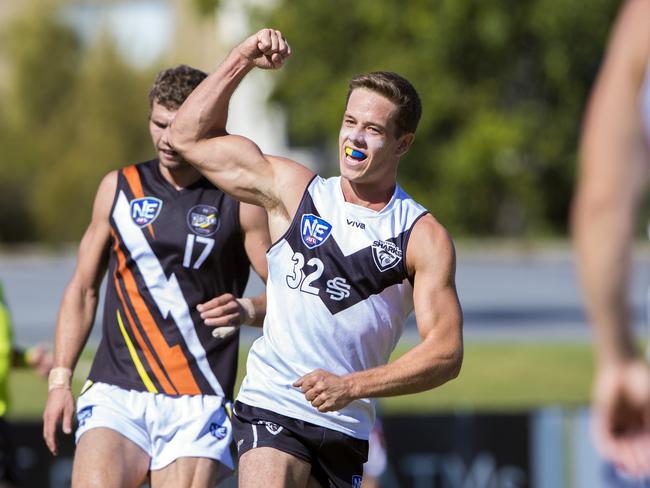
[48, 367, 72, 391]
[236, 297, 256, 325]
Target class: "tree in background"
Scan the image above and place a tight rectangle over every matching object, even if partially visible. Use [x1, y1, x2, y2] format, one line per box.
[0, 1, 81, 242]
[0, 0, 623, 242]
[235, 0, 620, 236]
[0, 1, 154, 244]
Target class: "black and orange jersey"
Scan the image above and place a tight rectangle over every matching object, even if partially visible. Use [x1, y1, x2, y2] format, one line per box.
[88, 159, 250, 399]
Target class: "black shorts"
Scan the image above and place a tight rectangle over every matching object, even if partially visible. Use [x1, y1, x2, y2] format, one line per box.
[232, 401, 368, 488]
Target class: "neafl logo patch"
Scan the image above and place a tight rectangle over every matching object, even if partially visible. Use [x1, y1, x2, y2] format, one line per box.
[130, 197, 162, 227]
[209, 421, 228, 440]
[301, 214, 332, 249]
[77, 405, 94, 427]
[372, 240, 402, 272]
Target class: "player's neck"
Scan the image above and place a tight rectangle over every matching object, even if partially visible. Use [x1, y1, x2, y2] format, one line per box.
[340, 177, 396, 211]
[158, 163, 202, 190]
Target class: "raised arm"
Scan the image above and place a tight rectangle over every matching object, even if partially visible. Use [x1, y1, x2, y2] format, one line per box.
[572, 0, 650, 476]
[169, 29, 313, 228]
[295, 215, 464, 411]
[43, 171, 115, 455]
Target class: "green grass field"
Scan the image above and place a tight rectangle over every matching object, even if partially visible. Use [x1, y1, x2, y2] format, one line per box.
[7, 341, 594, 420]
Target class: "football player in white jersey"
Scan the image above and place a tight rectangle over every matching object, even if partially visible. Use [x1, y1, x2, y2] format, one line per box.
[573, 0, 650, 479]
[170, 29, 463, 487]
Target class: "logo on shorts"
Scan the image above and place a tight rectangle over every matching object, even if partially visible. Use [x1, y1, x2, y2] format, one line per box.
[257, 420, 283, 436]
[301, 214, 332, 249]
[209, 422, 228, 440]
[130, 197, 162, 227]
[187, 205, 220, 236]
[352, 475, 363, 488]
[77, 405, 94, 427]
[371, 240, 402, 272]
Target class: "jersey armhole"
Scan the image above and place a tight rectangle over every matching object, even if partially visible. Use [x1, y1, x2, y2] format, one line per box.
[267, 174, 319, 253]
[108, 167, 129, 224]
[402, 210, 430, 287]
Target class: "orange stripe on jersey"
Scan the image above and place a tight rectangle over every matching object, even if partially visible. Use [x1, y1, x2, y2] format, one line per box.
[122, 165, 156, 239]
[122, 165, 145, 199]
[113, 270, 176, 395]
[112, 231, 202, 395]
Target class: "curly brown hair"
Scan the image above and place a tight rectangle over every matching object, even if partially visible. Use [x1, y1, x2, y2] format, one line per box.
[346, 71, 422, 137]
[148, 65, 207, 111]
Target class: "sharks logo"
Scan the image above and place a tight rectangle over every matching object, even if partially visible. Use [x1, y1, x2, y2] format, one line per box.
[258, 420, 283, 435]
[130, 197, 162, 227]
[371, 240, 402, 272]
[300, 214, 332, 249]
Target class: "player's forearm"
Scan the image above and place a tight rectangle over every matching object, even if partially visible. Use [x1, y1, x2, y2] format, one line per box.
[573, 190, 638, 365]
[345, 339, 463, 399]
[52, 283, 98, 371]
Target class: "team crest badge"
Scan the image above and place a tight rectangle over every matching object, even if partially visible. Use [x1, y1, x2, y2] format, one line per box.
[372, 240, 402, 272]
[187, 205, 220, 236]
[130, 197, 162, 227]
[301, 214, 332, 249]
[352, 475, 363, 488]
[77, 405, 94, 427]
[261, 421, 283, 435]
[209, 421, 228, 440]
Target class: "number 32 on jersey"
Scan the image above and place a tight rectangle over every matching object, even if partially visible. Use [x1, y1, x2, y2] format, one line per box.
[285, 252, 350, 301]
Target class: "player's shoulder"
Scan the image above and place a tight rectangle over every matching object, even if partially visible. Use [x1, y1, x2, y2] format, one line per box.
[97, 170, 119, 196]
[268, 155, 316, 193]
[266, 155, 316, 217]
[407, 213, 456, 271]
[95, 161, 148, 208]
[411, 213, 453, 249]
[89, 170, 120, 221]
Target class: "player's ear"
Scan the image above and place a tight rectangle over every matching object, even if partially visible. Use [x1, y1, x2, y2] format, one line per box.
[396, 133, 415, 157]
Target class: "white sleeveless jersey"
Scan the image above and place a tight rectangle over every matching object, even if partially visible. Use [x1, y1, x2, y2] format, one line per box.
[237, 176, 428, 439]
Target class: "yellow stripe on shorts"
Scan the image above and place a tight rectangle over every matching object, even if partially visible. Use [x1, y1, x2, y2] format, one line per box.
[80, 380, 94, 395]
[117, 309, 158, 393]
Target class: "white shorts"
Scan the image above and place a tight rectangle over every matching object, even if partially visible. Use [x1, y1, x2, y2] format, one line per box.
[75, 382, 234, 475]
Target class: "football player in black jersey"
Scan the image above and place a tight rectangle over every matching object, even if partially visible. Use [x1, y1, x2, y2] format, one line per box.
[43, 65, 271, 488]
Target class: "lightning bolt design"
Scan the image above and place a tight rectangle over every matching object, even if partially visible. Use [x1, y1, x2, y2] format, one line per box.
[113, 191, 224, 397]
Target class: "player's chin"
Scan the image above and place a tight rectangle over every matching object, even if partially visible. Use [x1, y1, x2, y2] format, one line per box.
[339, 163, 367, 182]
[159, 155, 187, 170]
